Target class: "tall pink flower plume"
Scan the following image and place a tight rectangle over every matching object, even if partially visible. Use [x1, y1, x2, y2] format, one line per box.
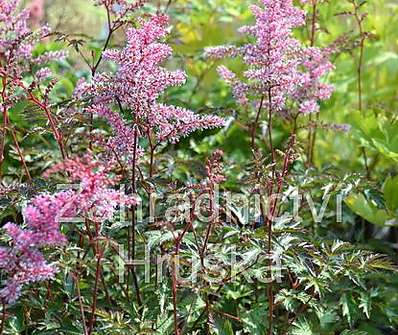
[0, 0, 66, 104]
[0, 155, 136, 304]
[45, 155, 138, 222]
[0, 191, 71, 303]
[205, 0, 334, 114]
[76, 14, 224, 158]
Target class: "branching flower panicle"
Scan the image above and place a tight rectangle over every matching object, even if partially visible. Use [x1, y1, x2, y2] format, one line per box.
[76, 14, 224, 160]
[0, 155, 136, 304]
[205, 0, 334, 115]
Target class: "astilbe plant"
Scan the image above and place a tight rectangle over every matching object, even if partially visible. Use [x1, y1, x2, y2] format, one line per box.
[205, 0, 333, 118]
[0, 155, 136, 304]
[0, 0, 67, 179]
[0, 191, 70, 304]
[200, 1, 392, 334]
[0, 0, 69, 304]
[1, 3, 225, 333]
[76, 14, 224, 168]
[204, 0, 335, 245]
[0, 0, 396, 334]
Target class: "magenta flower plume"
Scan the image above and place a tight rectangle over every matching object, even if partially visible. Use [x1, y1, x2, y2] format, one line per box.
[0, 0, 33, 63]
[205, 0, 334, 114]
[0, 191, 71, 304]
[0, 155, 137, 304]
[44, 155, 138, 222]
[0, 246, 56, 304]
[76, 14, 224, 158]
[0, 0, 66, 80]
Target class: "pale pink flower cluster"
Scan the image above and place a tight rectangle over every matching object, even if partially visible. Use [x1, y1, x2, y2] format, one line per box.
[0, 191, 72, 303]
[87, 103, 138, 161]
[44, 155, 138, 222]
[294, 47, 334, 114]
[0, 156, 136, 303]
[205, 0, 334, 114]
[0, 0, 66, 101]
[35, 67, 52, 81]
[76, 14, 224, 157]
[0, 0, 33, 66]
[34, 50, 67, 66]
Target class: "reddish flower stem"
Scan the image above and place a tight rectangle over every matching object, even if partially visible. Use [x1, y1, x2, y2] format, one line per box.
[0, 299, 5, 335]
[88, 5, 115, 150]
[25, 91, 66, 159]
[307, 0, 318, 165]
[264, 136, 294, 335]
[91, 6, 114, 77]
[87, 222, 102, 335]
[267, 88, 276, 170]
[0, 76, 8, 172]
[266, 86, 277, 335]
[1, 76, 32, 181]
[130, 125, 143, 307]
[74, 273, 88, 335]
[351, 0, 370, 178]
[172, 203, 196, 335]
[171, 252, 180, 335]
[9, 126, 32, 181]
[251, 95, 265, 150]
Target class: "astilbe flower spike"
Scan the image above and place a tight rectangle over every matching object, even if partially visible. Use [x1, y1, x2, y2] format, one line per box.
[205, 0, 334, 115]
[0, 155, 136, 304]
[44, 155, 138, 222]
[0, 191, 72, 304]
[0, 0, 40, 74]
[76, 14, 224, 159]
[0, 0, 68, 172]
[0, 0, 66, 79]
